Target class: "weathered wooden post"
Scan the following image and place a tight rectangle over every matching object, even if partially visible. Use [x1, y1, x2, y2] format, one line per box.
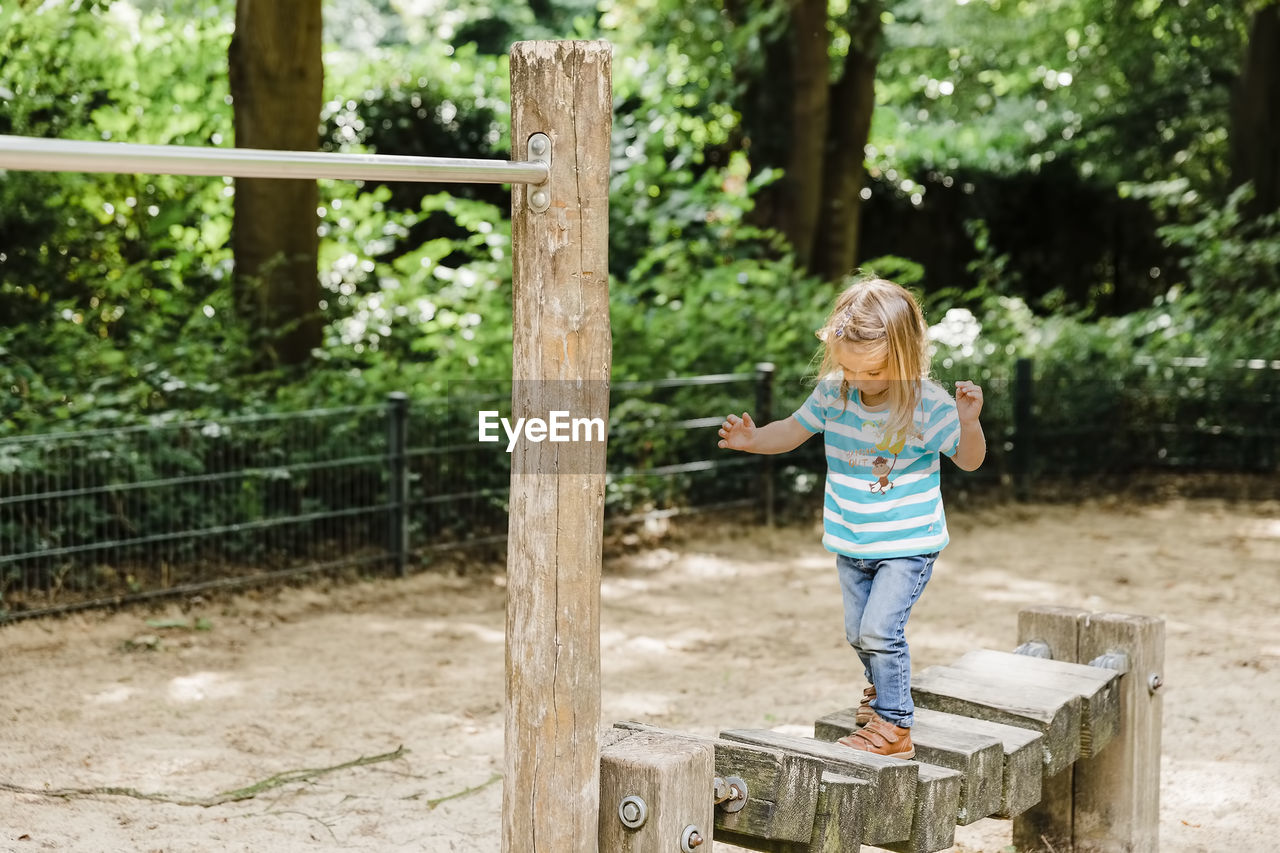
[599, 729, 716, 852]
[1014, 606, 1165, 852]
[1072, 612, 1164, 852]
[504, 40, 613, 853]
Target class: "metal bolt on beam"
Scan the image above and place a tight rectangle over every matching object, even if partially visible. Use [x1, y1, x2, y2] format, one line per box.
[618, 795, 647, 829]
[1014, 640, 1052, 658]
[525, 133, 552, 213]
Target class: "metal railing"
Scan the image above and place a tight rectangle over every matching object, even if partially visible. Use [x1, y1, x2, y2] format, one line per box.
[0, 372, 771, 621]
[2, 360, 1276, 622]
[0, 134, 549, 185]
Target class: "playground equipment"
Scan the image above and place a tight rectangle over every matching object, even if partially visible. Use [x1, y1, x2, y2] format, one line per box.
[601, 605, 1164, 852]
[1, 36, 1166, 853]
[0, 38, 613, 853]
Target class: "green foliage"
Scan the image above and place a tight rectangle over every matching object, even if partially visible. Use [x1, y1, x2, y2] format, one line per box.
[925, 180, 1280, 482]
[1153, 183, 1280, 358]
[2, 0, 1277, 605]
[1, 0, 1275, 497]
[611, 150, 823, 380]
[1, 0, 236, 429]
[872, 0, 1251, 193]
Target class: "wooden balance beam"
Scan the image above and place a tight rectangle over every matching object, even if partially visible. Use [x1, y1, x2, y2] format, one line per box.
[600, 607, 1163, 853]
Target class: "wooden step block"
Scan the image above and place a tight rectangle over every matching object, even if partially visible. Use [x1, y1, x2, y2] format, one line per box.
[814, 707, 1003, 826]
[719, 728, 944, 849]
[912, 664, 1083, 776]
[716, 771, 872, 853]
[911, 708, 1043, 819]
[797, 772, 874, 853]
[947, 648, 1120, 758]
[600, 729, 714, 853]
[613, 721, 822, 845]
[879, 760, 964, 853]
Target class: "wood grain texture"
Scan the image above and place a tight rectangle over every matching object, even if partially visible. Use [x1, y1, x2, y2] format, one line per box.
[1012, 605, 1090, 852]
[949, 649, 1120, 758]
[503, 40, 613, 853]
[599, 731, 714, 852]
[613, 721, 823, 845]
[719, 728, 916, 846]
[814, 707, 1004, 826]
[1073, 612, 1164, 853]
[912, 664, 1082, 776]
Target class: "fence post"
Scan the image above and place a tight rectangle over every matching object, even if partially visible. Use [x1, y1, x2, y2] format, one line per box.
[1013, 357, 1034, 501]
[505, 40, 613, 853]
[755, 362, 776, 526]
[386, 392, 409, 577]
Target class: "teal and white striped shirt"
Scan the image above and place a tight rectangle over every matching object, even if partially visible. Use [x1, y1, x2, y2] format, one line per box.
[793, 378, 962, 559]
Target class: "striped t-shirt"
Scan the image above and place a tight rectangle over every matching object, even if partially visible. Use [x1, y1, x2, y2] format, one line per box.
[793, 378, 962, 559]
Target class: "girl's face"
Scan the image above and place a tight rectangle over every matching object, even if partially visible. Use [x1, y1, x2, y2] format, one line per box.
[834, 340, 892, 404]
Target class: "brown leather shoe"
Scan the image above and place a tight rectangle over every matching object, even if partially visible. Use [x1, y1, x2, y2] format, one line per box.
[855, 685, 876, 726]
[837, 714, 915, 759]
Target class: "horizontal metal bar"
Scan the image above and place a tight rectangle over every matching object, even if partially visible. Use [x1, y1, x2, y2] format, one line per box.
[0, 503, 388, 566]
[0, 551, 391, 624]
[0, 403, 384, 446]
[612, 456, 756, 478]
[415, 486, 509, 506]
[0, 453, 388, 507]
[606, 498, 754, 527]
[611, 373, 756, 392]
[0, 134, 549, 185]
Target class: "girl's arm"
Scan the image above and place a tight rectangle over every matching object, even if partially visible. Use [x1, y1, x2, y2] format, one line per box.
[952, 418, 986, 471]
[951, 380, 986, 471]
[718, 413, 814, 455]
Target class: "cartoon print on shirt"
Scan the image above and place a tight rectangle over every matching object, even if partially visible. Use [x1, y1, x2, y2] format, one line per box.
[870, 456, 894, 493]
[867, 423, 907, 494]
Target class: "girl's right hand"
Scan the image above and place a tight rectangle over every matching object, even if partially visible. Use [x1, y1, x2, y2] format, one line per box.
[717, 412, 756, 451]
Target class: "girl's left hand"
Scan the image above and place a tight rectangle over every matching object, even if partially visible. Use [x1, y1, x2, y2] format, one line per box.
[955, 380, 984, 423]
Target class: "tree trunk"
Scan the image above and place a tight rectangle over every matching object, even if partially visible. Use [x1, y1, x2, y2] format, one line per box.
[228, 0, 323, 367]
[815, 0, 883, 281]
[782, 0, 832, 270]
[1230, 4, 1280, 215]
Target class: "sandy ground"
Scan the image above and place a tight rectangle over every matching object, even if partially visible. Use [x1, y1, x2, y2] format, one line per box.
[2, 497, 1279, 853]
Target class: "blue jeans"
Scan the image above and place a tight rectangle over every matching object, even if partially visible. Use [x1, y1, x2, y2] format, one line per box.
[836, 552, 938, 727]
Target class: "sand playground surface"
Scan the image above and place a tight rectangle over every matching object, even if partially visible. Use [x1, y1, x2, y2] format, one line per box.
[2, 496, 1279, 852]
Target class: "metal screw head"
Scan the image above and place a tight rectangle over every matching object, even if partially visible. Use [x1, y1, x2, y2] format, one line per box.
[618, 795, 647, 829]
[1148, 672, 1164, 693]
[531, 190, 549, 209]
[529, 135, 548, 157]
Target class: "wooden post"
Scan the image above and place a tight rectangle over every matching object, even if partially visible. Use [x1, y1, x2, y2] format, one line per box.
[1013, 606, 1092, 853]
[1073, 612, 1164, 853]
[504, 40, 613, 853]
[1013, 607, 1164, 853]
[599, 730, 715, 852]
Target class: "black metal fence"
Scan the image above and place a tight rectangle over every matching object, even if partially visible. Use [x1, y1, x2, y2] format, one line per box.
[2, 359, 1276, 622]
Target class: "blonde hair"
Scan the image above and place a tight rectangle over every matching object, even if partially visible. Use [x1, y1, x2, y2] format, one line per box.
[815, 277, 930, 443]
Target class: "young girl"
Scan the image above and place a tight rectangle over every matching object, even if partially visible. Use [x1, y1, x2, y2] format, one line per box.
[717, 277, 986, 759]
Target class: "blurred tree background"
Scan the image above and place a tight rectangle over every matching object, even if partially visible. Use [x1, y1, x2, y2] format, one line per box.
[1, 0, 1277, 433]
